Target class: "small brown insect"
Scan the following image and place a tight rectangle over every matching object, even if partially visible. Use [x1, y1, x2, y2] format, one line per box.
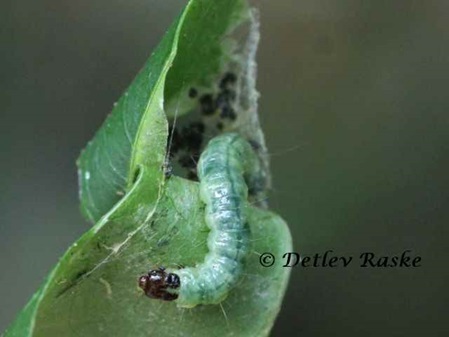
[138, 267, 180, 301]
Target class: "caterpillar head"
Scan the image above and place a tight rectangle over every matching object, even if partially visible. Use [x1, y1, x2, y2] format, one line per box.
[138, 267, 180, 301]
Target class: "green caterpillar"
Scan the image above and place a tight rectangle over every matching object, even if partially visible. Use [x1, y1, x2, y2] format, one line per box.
[139, 132, 264, 307]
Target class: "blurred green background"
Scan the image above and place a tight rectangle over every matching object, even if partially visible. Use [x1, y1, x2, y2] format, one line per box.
[1, 0, 448, 335]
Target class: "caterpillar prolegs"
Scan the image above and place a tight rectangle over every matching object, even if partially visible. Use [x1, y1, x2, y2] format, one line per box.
[139, 132, 265, 307]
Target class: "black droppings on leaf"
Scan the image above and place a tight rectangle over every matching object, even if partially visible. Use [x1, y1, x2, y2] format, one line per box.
[220, 106, 237, 120]
[219, 72, 237, 89]
[188, 87, 198, 98]
[199, 94, 216, 115]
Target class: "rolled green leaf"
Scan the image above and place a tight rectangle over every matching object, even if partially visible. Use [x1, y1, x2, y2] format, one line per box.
[4, 1, 292, 336]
